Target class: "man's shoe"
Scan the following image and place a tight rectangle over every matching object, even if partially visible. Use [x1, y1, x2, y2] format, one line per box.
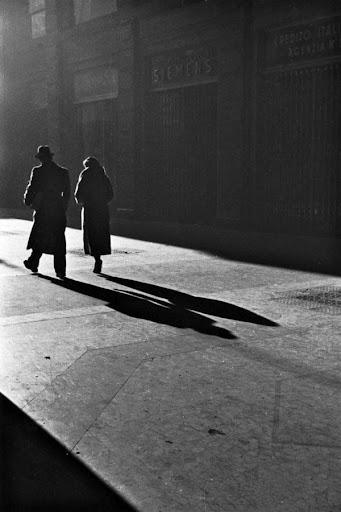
[56, 272, 66, 279]
[23, 260, 38, 272]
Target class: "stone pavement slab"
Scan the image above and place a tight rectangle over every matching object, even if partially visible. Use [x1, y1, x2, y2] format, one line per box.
[0, 216, 341, 511]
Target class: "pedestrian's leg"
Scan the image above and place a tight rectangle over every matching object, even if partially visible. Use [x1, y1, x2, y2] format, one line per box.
[54, 249, 66, 278]
[24, 250, 42, 272]
[93, 253, 102, 273]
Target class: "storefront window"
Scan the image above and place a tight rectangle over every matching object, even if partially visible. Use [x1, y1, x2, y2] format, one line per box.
[74, 66, 118, 172]
[76, 100, 117, 180]
[29, 0, 46, 38]
[74, 0, 117, 24]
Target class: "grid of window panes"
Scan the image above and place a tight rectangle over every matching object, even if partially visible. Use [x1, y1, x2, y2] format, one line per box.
[29, 0, 46, 38]
[74, 0, 117, 24]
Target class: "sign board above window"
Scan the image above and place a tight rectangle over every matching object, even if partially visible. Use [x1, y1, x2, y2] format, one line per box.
[261, 16, 341, 68]
[150, 47, 217, 91]
[29, 0, 45, 13]
[74, 0, 117, 24]
[74, 67, 119, 103]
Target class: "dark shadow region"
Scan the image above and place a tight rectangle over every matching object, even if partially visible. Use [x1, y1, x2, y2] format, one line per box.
[0, 393, 137, 512]
[101, 275, 279, 327]
[1, 210, 339, 276]
[38, 275, 278, 340]
[109, 220, 341, 277]
[38, 275, 236, 339]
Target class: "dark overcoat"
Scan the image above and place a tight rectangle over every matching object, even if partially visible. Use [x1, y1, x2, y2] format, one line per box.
[24, 162, 70, 254]
[74, 166, 113, 256]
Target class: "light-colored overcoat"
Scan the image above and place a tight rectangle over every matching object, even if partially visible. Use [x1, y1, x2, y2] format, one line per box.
[24, 162, 70, 254]
[74, 166, 113, 256]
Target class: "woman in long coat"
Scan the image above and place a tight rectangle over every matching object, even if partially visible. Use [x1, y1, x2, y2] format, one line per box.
[74, 157, 114, 273]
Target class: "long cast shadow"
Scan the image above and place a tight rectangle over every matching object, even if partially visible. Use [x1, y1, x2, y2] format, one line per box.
[100, 275, 279, 327]
[95, 278, 341, 391]
[36, 276, 341, 391]
[38, 275, 237, 339]
[0, 393, 137, 512]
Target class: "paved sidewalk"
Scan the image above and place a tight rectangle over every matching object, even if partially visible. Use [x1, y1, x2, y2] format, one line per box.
[0, 215, 340, 511]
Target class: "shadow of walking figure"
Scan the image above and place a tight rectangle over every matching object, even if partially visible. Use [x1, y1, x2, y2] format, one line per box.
[39, 274, 278, 341]
[101, 275, 279, 327]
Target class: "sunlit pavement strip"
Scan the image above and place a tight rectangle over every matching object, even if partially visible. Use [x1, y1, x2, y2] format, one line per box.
[1, 215, 341, 512]
[0, 305, 112, 326]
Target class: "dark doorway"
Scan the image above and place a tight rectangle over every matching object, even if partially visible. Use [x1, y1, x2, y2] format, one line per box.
[142, 82, 217, 223]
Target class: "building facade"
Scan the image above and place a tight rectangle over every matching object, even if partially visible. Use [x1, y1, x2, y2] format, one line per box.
[1, 0, 340, 269]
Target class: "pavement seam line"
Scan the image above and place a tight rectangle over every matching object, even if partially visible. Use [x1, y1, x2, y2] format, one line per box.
[22, 347, 90, 411]
[71, 357, 147, 452]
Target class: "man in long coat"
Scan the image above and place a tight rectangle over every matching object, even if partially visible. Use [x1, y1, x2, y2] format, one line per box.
[23, 146, 70, 278]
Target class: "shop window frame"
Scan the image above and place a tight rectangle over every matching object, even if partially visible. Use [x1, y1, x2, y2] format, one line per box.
[29, 0, 46, 39]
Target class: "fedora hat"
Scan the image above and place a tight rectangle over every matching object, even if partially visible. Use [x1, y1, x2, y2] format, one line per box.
[35, 145, 54, 158]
